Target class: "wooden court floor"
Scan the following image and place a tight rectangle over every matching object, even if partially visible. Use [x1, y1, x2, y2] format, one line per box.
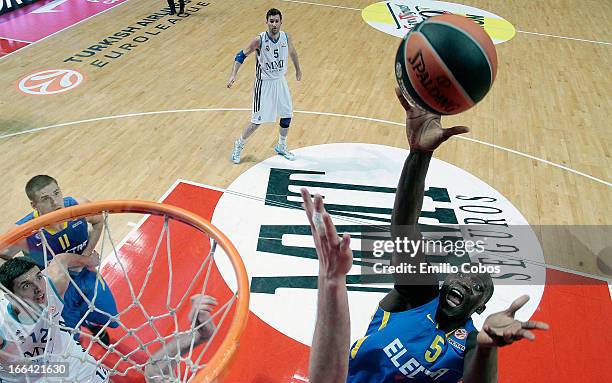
[0, 1, 611, 382]
[0, 1, 610, 273]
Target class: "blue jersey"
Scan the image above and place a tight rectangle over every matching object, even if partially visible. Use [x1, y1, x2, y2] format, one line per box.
[16, 196, 89, 269]
[348, 296, 476, 383]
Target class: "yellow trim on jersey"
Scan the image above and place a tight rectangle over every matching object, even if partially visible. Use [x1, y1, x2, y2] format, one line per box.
[44, 222, 68, 235]
[378, 311, 391, 330]
[353, 309, 390, 359]
[427, 313, 462, 337]
[350, 335, 369, 359]
[32, 210, 69, 235]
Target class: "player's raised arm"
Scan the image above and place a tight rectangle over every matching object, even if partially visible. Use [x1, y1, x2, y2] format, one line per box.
[45, 252, 100, 297]
[287, 33, 302, 81]
[0, 237, 28, 261]
[301, 188, 351, 383]
[391, 87, 470, 229]
[227, 36, 261, 88]
[384, 89, 470, 308]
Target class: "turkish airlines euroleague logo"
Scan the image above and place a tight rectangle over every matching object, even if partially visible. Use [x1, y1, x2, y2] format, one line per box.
[18, 69, 84, 95]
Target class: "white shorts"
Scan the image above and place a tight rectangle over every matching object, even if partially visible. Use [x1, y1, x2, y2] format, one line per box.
[57, 340, 110, 382]
[251, 77, 293, 124]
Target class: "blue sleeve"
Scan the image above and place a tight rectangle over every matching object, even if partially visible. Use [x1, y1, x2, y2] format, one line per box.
[465, 319, 477, 334]
[16, 212, 35, 225]
[63, 196, 78, 207]
[363, 307, 386, 336]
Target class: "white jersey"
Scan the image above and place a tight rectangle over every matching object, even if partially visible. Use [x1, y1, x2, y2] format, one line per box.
[0, 282, 108, 382]
[256, 31, 289, 81]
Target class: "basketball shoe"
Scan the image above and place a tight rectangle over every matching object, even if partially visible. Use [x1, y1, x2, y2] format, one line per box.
[231, 139, 244, 164]
[274, 143, 296, 161]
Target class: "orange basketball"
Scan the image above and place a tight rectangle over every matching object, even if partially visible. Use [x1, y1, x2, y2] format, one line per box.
[395, 14, 498, 115]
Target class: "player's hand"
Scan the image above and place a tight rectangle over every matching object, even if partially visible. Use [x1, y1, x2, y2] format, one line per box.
[296, 69, 302, 81]
[395, 87, 469, 152]
[477, 295, 549, 348]
[189, 294, 217, 340]
[227, 75, 236, 88]
[301, 188, 353, 280]
[81, 248, 95, 257]
[83, 250, 100, 271]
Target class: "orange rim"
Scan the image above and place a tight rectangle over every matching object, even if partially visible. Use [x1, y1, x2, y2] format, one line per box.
[0, 200, 249, 383]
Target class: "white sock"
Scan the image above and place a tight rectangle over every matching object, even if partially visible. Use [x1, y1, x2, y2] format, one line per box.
[278, 135, 287, 146]
[237, 136, 245, 146]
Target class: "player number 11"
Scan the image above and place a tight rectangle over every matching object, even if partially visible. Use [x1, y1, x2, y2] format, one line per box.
[58, 234, 70, 250]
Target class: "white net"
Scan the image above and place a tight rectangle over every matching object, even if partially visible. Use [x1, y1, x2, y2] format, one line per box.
[0, 203, 247, 383]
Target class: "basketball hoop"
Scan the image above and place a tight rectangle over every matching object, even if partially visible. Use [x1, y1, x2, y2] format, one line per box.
[0, 200, 249, 383]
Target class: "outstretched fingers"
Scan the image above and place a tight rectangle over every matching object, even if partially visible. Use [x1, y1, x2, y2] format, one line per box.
[302, 188, 324, 237]
[301, 188, 315, 223]
[301, 188, 332, 257]
[196, 294, 217, 306]
[522, 320, 550, 330]
[505, 295, 530, 317]
[442, 125, 470, 139]
[323, 212, 340, 248]
[191, 294, 217, 311]
[516, 329, 536, 341]
[395, 87, 413, 111]
[340, 233, 351, 254]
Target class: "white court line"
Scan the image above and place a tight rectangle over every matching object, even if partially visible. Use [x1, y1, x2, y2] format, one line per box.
[292, 374, 310, 382]
[516, 30, 612, 46]
[276, 0, 612, 46]
[118, 178, 225, 240]
[176, 178, 227, 194]
[0, 36, 33, 44]
[108, 178, 183, 257]
[277, 0, 361, 11]
[609, 282, 612, 300]
[106, 178, 218, 263]
[0, 0, 133, 62]
[545, 263, 611, 284]
[0, 108, 249, 140]
[1, 108, 610, 187]
[457, 136, 612, 187]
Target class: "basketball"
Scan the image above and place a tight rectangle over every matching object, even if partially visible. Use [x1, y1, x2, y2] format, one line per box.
[395, 14, 498, 115]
